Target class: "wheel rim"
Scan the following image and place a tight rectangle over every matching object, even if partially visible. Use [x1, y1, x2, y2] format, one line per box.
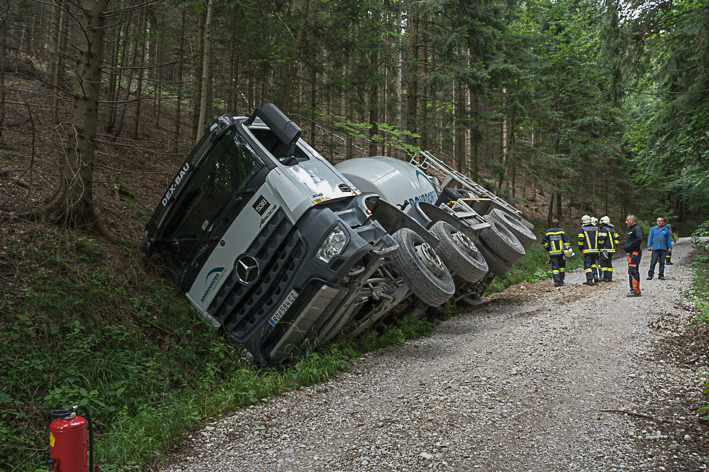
[452, 230, 479, 258]
[492, 219, 516, 247]
[414, 242, 445, 277]
[501, 212, 533, 237]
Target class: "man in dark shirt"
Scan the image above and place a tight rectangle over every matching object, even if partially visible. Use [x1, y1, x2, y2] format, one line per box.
[624, 214, 643, 297]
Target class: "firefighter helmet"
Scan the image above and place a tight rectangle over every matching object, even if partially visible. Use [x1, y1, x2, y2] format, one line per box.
[600, 216, 611, 224]
[582, 215, 591, 224]
[591, 217, 598, 225]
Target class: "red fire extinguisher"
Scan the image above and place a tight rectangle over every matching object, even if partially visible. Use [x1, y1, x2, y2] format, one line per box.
[46, 405, 98, 472]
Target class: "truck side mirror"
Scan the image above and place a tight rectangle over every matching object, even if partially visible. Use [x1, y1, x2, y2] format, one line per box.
[246, 103, 302, 155]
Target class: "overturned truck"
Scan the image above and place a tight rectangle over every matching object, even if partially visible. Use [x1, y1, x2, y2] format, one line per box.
[141, 104, 534, 365]
[337, 152, 536, 310]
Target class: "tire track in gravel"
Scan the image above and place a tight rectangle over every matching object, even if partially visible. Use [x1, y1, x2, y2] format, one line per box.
[156, 238, 708, 472]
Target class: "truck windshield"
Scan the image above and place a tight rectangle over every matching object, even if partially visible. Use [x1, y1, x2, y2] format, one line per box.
[160, 129, 265, 265]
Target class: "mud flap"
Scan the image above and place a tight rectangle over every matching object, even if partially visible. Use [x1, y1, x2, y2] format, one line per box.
[366, 197, 440, 248]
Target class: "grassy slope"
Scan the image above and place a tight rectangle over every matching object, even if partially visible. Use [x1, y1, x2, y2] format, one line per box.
[690, 224, 709, 420]
[0, 223, 441, 471]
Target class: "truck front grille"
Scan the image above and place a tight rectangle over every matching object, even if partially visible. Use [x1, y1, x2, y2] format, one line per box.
[207, 209, 306, 342]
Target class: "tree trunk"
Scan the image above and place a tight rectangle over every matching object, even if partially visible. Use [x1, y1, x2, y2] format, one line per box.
[345, 26, 355, 160]
[470, 90, 479, 181]
[455, 77, 465, 173]
[154, 13, 162, 130]
[396, 10, 403, 159]
[368, 50, 379, 156]
[228, 16, 236, 112]
[105, 8, 131, 135]
[282, 0, 310, 113]
[430, 49, 436, 160]
[50, 0, 65, 124]
[421, 19, 428, 147]
[174, 9, 185, 154]
[498, 91, 507, 190]
[510, 111, 516, 198]
[43, 0, 114, 238]
[309, 1, 318, 142]
[196, 0, 213, 143]
[131, 7, 148, 139]
[405, 9, 418, 143]
[553, 127, 562, 221]
[0, 15, 5, 137]
[113, 8, 141, 138]
[191, 10, 205, 141]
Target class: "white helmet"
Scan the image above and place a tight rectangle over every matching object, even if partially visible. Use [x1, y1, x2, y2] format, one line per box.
[582, 215, 591, 224]
[600, 216, 611, 224]
[591, 217, 598, 225]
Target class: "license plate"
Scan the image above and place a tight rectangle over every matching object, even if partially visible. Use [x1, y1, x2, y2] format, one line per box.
[268, 289, 299, 327]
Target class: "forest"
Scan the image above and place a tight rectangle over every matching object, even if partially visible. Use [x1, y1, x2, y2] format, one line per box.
[0, 0, 706, 230]
[0, 0, 708, 469]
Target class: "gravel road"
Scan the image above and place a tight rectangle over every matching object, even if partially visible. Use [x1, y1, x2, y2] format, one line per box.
[157, 238, 709, 472]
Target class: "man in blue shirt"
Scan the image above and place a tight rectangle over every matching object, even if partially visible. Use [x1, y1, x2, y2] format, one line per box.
[647, 217, 673, 280]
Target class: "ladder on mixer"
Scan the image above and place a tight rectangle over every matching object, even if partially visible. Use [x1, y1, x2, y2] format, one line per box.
[410, 150, 522, 218]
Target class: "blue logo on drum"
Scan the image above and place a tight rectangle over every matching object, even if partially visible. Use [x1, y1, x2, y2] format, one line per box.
[407, 171, 438, 206]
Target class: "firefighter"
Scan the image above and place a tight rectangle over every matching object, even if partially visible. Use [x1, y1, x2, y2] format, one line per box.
[624, 214, 643, 297]
[542, 219, 571, 287]
[598, 216, 619, 282]
[663, 217, 677, 265]
[578, 215, 600, 286]
[590, 216, 601, 279]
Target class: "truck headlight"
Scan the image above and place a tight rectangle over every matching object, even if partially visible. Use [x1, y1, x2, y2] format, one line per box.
[316, 227, 347, 263]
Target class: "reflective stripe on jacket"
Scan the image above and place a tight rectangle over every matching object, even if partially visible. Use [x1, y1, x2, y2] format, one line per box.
[542, 227, 571, 255]
[599, 224, 620, 253]
[578, 224, 600, 253]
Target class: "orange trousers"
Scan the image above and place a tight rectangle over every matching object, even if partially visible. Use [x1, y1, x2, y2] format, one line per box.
[627, 251, 642, 294]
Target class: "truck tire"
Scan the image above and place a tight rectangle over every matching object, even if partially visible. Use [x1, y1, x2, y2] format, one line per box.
[389, 228, 455, 307]
[479, 215, 526, 264]
[430, 221, 488, 283]
[489, 209, 537, 250]
[476, 239, 513, 277]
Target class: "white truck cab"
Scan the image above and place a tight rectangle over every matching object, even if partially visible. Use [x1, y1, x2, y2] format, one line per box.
[142, 104, 453, 365]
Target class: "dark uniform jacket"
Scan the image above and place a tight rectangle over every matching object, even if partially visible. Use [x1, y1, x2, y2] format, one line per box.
[541, 226, 570, 255]
[623, 224, 643, 253]
[599, 224, 620, 253]
[578, 223, 600, 254]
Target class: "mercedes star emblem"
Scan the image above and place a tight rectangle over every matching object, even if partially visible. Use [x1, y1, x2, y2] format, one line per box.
[235, 255, 259, 285]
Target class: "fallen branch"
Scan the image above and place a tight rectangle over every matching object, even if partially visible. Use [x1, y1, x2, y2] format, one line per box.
[0, 169, 31, 188]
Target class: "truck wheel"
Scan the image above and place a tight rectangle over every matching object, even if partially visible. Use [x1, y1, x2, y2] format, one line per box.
[430, 221, 488, 283]
[479, 215, 525, 264]
[489, 209, 537, 250]
[476, 240, 513, 276]
[390, 228, 455, 307]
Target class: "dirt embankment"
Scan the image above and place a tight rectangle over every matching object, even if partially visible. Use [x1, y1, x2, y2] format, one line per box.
[156, 239, 708, 472]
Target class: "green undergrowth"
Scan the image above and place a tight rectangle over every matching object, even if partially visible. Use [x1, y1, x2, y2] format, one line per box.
[690, 221, 709, 421]
[0, 225, 436, 472]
